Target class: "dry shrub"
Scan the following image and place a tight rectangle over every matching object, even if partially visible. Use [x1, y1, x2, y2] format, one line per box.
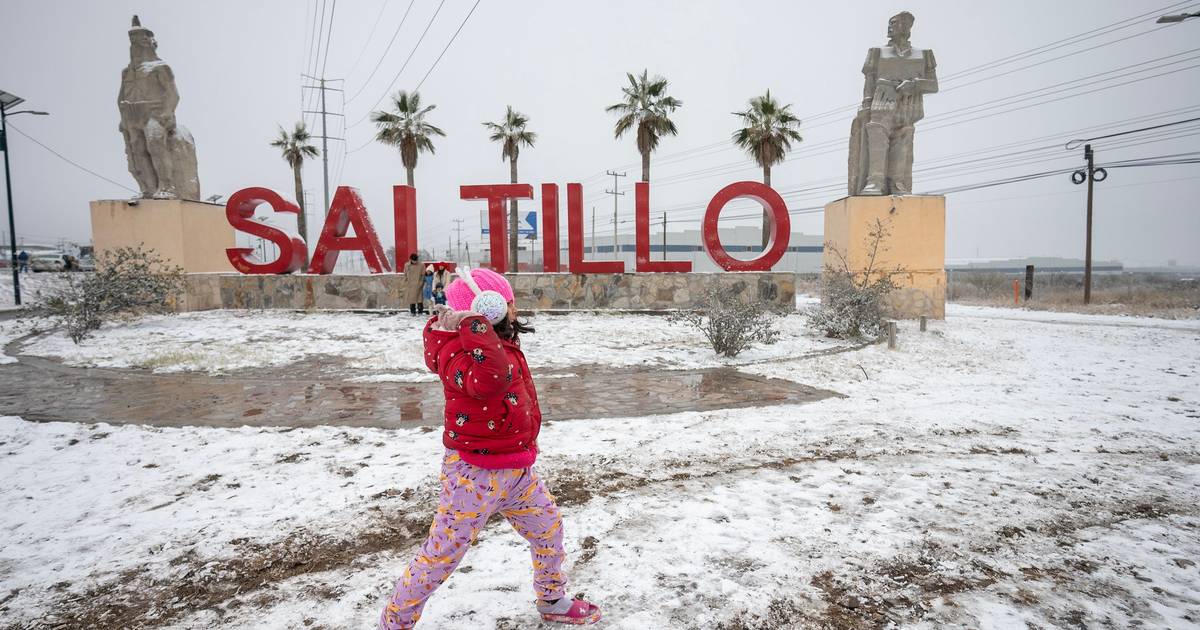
[31, 246, 184, 343]
[810, 218, 902, 340]
[669, 284, 782, 358]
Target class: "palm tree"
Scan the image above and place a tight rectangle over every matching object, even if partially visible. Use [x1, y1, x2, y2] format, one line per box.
[270, 122, 320, 255]
[732, 90, 803, 247]
[370, 90, 445, 187]
[606, 70, 683, 182]
[483, 106, 537, 269]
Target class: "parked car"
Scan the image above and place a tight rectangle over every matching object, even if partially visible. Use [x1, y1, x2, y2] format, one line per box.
[76, 256, 96, 272]
[30, 254, 66, 272]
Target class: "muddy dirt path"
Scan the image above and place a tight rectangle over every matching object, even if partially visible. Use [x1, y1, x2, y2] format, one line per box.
[0, 335, 841, 428]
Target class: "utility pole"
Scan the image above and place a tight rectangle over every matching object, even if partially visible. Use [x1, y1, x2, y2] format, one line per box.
[452, 218, 464, 262]
[0, 90, 49, 306]
[661, 212, 668, 260]
[604, 170, 626, 261]
[1083, 144, 1094, 305]
[1071, 143, 1107, 305]
[300, 75, 344, 216]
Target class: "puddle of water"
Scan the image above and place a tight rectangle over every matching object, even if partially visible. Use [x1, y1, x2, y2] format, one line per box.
[0, 361, 838, 430]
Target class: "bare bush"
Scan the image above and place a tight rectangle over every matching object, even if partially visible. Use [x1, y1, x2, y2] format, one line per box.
[31, 246, 184, 343]
[669, 285, 781, 358]
[810, 218, 901, 340]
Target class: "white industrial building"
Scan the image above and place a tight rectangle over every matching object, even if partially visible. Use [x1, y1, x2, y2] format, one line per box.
[483, 225, 825, 273]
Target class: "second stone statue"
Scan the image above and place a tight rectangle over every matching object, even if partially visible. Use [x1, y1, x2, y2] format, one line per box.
[847, 11, 939, 196]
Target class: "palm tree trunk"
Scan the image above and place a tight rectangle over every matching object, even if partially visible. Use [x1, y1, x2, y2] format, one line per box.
[641, 151, 650, 183]
[406, 167, 415, 188]
[509, 157, 519, 272]
[761, 164, 772, 249]
[293, 165, 309, 265]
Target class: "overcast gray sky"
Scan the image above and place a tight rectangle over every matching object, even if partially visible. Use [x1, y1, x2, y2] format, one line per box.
[2, 0, 1198, 266]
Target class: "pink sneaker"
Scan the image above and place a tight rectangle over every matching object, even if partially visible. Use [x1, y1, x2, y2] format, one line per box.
[537, 597, 602, 625]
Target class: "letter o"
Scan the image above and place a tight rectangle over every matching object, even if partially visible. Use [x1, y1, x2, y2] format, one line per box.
[701, 181, 791, 271]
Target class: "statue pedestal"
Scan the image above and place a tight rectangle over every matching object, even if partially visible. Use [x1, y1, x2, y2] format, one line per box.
[90, 199, 235, 273]
[822, 195, 946, 319]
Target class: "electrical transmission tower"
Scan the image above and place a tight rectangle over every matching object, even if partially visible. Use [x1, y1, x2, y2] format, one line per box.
[604, 170, 626, 260]
[452, 218, 465, 262]
[301, 75, 344, 217]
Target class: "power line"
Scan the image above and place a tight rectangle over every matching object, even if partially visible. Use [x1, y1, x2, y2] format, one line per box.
[631, 119, 1200, 221]
[345, 0, 417, 104]
[6, 124, 137, 194]
[949, 174, 1200, 206]
[938, 23, 1177, 98]
[578, 0, 1200, 180]
[926, 50, 1200, 127]
[625, 54, 1200, 192]
[342, 0, 391, 81]
[320, 0, 338, 78]
[651, 156, 1200, 227]
[1066, 115, 1200, 149]
[348, 0, 447, 129]
[945, 0, 1195, 82]
[415, 0, 481, 91]
[303, 0, 329, 128]
[301, 0, 318, 110]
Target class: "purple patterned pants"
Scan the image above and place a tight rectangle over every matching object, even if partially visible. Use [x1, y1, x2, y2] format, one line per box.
[379, 450, 568, 629]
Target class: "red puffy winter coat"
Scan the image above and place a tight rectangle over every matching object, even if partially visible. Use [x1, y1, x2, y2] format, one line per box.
[423, 314, 542, 469]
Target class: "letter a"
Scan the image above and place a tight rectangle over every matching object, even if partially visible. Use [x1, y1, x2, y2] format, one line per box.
[307, 186, 392, 274]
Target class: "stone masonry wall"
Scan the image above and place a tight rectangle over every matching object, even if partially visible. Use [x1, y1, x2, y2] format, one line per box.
[181, 272, 795, 311]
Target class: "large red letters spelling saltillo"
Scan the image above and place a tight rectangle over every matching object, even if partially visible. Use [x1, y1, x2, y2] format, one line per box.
[224, 181, 791, 274]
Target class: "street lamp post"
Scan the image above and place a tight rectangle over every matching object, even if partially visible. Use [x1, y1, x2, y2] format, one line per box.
[0, 89, 50, 306]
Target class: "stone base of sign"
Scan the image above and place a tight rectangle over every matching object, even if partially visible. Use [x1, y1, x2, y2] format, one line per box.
[90, 199, 235, 273]
[179, 272, 795, 312]
[822, 195, 946, 319]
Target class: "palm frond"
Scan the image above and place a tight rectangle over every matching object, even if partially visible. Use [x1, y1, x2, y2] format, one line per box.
[606, 69, 682, 158]
[370, 90, 443, 164]
[731, 91, 804, 168]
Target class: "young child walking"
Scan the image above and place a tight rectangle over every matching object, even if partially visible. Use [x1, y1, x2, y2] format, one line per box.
[379, 267, 601, 629]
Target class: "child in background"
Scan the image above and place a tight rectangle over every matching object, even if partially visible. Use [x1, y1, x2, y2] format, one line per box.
[422, 265, 435, 306]
[431, 283, 447, 306]
[378, 267, 600, 629]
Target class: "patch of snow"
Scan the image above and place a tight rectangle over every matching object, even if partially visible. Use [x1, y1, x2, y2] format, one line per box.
[1, 306, 1197, 627]
[20, 310, 850, 375]
[0, 273, 69, 308]
[0, 320, 27, 364]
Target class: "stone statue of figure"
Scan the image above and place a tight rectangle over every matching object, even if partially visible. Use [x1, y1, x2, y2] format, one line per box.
[847, 11, 938, 196]
[118, 15, 200, 200]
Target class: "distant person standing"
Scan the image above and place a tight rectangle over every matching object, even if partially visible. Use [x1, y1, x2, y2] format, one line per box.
[17, 251, 29, 273]
[402, 253, 426, 315]
[422, 265, 435, 305]
[432, 264, 450, 289]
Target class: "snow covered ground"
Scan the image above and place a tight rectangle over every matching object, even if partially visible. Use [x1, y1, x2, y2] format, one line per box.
[0, 272, 70, 308]
[1, 305, 1198, 629]
[19, 309, 849, 376]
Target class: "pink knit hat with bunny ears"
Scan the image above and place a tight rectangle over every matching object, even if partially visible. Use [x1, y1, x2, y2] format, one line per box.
[444, 268, 514, 311]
